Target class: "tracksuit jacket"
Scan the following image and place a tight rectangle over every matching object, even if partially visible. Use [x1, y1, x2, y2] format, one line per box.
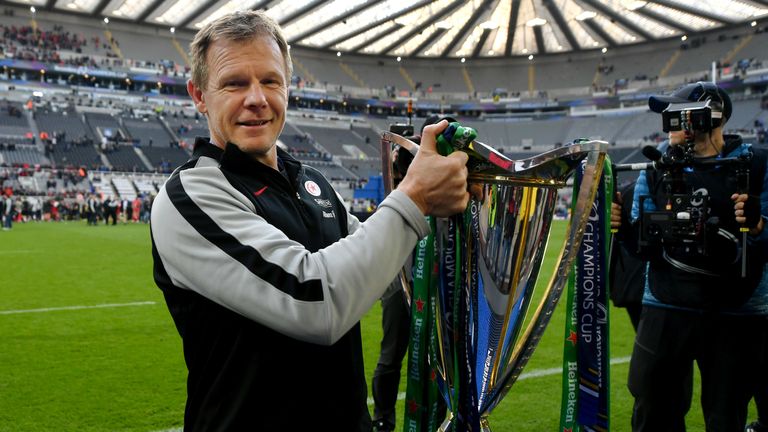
[151, 138, 429, 431]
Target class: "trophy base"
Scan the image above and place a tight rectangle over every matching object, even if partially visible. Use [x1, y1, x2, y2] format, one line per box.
[437, 413, 492, 432]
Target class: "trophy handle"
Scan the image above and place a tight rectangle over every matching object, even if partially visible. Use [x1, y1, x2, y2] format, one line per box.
[381, 132, 421, 305]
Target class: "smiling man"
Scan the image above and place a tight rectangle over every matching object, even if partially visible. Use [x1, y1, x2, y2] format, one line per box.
[150, 10, 469, 431]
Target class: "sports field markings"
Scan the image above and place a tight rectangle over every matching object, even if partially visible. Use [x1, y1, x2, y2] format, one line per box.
[367, 356, 632, 405]
[148, 355, 634, 430]
[1, 299, 632, 425]
[0, 301, 157, 315]
[0, 250, 37, 254]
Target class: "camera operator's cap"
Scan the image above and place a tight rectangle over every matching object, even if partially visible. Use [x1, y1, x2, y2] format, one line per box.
[648, 81, 732, 123]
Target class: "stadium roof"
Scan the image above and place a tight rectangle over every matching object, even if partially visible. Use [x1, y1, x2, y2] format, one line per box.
[8, 0, 768, 58]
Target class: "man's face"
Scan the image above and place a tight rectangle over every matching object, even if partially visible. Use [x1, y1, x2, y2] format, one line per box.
[188, 36, 288, 166]
[668, 130, 686, 146]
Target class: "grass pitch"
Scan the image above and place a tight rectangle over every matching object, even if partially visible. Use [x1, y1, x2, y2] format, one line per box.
[0, 221, 749, 431]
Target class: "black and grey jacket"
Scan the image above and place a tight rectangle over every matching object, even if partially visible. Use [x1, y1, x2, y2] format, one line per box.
[151, 139, 428, 431]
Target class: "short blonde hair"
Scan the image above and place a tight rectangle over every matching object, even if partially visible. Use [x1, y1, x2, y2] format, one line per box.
[189, 10, 293, 90]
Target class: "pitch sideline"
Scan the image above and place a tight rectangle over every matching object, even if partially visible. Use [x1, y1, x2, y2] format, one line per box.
[150, 356, 633, 431]
[0, 301, 157, 315]
[0, 301, 630, 429]
[366, 355, 631, 405]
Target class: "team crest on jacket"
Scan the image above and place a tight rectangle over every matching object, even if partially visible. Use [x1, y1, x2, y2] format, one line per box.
[304, 180, 322, 197]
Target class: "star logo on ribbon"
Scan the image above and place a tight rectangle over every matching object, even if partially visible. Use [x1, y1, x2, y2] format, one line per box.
[566, 330, 577, 346]
[415, 297, 425, 313]
[407, 398, 419, 414]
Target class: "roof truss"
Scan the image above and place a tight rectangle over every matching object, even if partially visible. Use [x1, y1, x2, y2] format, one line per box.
[576, 0, 655, 40]
[543, 0, 580, 50]
[288, 0, 386, 44]
[505, 0, 522, 56]
[320, 0, 436, 50]
[440, 0, 495, 57]
[647, 0, 734, 24]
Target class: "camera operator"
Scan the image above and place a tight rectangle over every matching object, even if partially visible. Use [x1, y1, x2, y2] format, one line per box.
[614, 82, 768, 431]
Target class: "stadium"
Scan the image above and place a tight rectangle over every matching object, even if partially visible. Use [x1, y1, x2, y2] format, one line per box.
[0, 0, 767, 430]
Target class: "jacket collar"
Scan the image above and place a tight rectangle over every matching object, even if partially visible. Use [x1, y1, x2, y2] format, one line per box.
[721, 134, 743, 157]
[192, 137, 224, 161]
[219, 142, 302, 183]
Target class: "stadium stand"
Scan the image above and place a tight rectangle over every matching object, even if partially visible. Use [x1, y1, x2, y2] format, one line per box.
[296, 124, 367, 158]
[0, 3, 764, 209]
[104, 146, 147, 172]
[141, 146, 189, 173]
[1, 147, 49, 166]
[107, 28, 186, 69]
[122, 117, 174, 146]
[0, 102, 32, 137]
[614, 112, 662, 146]
[84, 112, 124, 140]
[36, 109, 92, 142]
[166, 116, 209, 144]
[91, 174, 116, 198]
[111, 175, 137, 200]
[133, 176, 160, 196]
[46, 141, 101, 168]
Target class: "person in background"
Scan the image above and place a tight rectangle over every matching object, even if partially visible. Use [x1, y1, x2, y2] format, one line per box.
[617, 82, 768, 431]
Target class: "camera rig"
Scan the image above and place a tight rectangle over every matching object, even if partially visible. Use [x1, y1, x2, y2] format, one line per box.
[614, 141, 752, 276]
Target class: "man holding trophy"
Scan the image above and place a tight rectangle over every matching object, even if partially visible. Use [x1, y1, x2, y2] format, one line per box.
[150, 10, 469, 431]
[152, 8, 610, 432]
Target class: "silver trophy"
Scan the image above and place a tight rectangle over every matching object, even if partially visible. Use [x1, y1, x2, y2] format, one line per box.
[382, 129, 607, 431]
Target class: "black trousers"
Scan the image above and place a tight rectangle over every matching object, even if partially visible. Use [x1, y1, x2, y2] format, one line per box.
[629, 306, 762, 432]
[371, 285, 410, 427]
[753, 317, 768, 424]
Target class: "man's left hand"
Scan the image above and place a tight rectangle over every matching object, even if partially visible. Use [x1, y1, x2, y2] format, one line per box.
[732, 193, 763, 235]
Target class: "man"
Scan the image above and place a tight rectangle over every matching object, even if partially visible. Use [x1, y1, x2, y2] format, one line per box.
[608, 180, 645, 330]
[86, 194, 99, 226]
[1, 191, 11, 230]
[614, 82, 768, 431]
[150, 11, 468, 431]
[743, 268, 768, 432]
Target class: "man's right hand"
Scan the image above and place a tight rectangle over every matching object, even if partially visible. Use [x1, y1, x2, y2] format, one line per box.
[611, 192, 623, 230]
[397, 120, 470, 217]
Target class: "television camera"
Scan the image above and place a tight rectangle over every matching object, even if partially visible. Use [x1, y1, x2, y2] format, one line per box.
[614, 110, 752, 275]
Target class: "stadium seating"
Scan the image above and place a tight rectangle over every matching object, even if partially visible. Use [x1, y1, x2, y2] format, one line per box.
[104, 146, 148, 172]
[49, 144, 101, 169]
[84, 112, 124, 140]
[166, 117, 208, 144]
[36, 110, 93, 141]
[0, 4, 764, 205]
[141, 146, 190, 173]
[0, 103, 32, 137]
[297, 124, 367, 157]
[112, 175, 137, 200]
[122, 117, 174, 146]
[1, 147, 49, 166]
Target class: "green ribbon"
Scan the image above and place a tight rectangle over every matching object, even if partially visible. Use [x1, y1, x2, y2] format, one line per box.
[559, 156, 613, 432]
[404, 216, 444, 432]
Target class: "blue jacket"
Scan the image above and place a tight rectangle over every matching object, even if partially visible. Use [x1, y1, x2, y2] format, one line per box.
[631, 136, 768, 314]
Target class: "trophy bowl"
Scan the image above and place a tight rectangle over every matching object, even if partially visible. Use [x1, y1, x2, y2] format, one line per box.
[382, 132, 607, 431]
